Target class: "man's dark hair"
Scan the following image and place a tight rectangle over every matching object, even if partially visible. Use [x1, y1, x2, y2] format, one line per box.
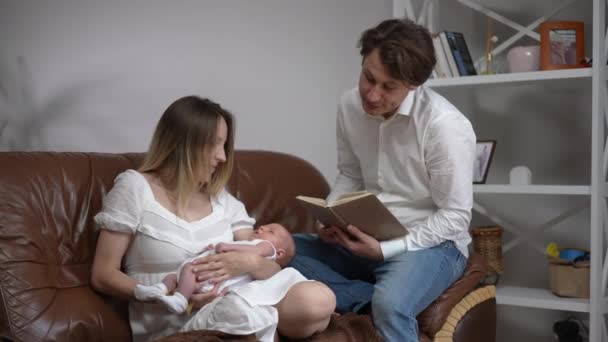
[358, 18, 436, 86]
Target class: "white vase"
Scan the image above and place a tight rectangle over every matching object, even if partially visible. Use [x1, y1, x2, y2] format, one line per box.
[507, 46, 540, 73]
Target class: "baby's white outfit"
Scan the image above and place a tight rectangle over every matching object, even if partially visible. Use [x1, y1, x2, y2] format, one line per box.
[94, 170, 308, 342]
[182, 267, 309, 342]
[153, 239, 276, 313]
[180, 239, 276, 293]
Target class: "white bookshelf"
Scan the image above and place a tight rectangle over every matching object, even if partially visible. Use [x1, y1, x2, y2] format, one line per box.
[394, 0, 607, 340]
[427, 68, 593, 88]
[474, 185, 591, 195]
[496, 286, 591, 312]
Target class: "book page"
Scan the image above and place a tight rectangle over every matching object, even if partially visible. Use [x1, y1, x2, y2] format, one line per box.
[295, 196, 327, 207]
[333, 191, 371, 205]
[295, 198, 347, 228]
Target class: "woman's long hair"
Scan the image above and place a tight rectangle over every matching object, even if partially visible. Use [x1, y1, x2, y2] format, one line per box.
[139, 95, 235, 214]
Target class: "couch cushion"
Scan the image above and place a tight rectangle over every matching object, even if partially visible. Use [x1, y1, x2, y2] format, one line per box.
[0, 152, 140, 341]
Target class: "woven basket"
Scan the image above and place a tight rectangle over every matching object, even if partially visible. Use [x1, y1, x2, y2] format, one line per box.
[471, 226, 504, 274]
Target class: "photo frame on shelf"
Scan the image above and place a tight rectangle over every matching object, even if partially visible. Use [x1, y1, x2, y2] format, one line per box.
[539, 21, 585, 70]
[474, 140, 496, 184]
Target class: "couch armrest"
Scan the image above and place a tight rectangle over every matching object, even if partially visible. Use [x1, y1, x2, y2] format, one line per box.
[417, 253, 486, 336]
[433, 286, 496, 342]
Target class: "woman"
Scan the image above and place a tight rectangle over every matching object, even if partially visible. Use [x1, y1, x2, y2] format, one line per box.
[91, 96, 335, 342]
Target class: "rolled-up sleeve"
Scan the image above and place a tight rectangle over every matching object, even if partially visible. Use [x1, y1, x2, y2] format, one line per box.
[94, 170, 145, 235]
[220, 190, 255, 232]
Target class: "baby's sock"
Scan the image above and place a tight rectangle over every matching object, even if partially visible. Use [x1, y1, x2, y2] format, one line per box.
[134, 283, 168, 301]
[157, 291, 188, 314]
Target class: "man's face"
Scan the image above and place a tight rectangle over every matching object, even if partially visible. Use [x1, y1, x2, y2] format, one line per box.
[358, 48, 415, 118]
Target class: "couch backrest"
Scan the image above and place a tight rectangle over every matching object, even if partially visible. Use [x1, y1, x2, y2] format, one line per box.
[0, 150, 329, 341]
[226, 150, 330, 233]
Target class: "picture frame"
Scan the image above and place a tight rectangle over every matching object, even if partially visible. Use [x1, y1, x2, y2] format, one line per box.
[474, 140, 496, 184]
[539, 21, 585, 70]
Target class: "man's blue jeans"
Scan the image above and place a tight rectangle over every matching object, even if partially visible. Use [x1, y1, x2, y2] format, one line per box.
[288, 234, 467, 342]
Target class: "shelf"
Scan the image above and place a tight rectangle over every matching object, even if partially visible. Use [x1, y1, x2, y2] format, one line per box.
[426, 68, 593, 88]
[474, 185, 591, 195]
[497, 286, 590, 312]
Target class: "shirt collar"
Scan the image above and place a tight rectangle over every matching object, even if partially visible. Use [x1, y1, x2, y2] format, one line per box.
[361, 87, 418, 121]
[364, 87, 417, 121]
[396, 87, 417, 117]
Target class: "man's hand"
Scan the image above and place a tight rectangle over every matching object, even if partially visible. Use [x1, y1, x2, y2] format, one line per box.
[317, 222, 341, 244]
[333, 224, 383, 261]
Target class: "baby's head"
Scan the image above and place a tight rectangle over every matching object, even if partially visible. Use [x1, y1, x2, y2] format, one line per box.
[252, 223, 295, 267]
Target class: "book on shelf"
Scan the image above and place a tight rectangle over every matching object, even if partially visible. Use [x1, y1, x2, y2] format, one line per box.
[439, 32, 461, 77]
[444, 31, 477, 76]
[432, 34, 453, 78]
[295, 191, 407, 241]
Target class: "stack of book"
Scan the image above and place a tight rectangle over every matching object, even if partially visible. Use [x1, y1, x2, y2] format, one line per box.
[432, 31, 477, 78]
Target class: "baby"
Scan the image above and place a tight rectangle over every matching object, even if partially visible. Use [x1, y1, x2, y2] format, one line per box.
[142, 223, 296, 313]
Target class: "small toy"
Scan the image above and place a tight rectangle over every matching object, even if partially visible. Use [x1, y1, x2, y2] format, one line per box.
[546, 243, 590, 263]
[559, 249, 586, 262]
[546, 242, 559, 258]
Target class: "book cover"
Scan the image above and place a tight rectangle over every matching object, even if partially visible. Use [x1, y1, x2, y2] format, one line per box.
[445, 31, 477, 76]
[295, 192, 407, 241]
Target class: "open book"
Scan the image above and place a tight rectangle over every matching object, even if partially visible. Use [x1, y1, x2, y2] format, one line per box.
[295, 191, 407, 241]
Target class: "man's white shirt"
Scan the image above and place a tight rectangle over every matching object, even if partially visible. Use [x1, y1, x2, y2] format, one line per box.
[328, 86, 476, 259]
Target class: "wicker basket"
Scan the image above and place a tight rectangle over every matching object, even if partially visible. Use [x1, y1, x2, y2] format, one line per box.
[471, 226, 504, 275]
[548, 248, 590, 298]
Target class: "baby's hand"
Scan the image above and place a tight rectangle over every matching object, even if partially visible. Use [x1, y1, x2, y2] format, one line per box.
[215, 242, 229, 253]
[203, 243, 214, 252]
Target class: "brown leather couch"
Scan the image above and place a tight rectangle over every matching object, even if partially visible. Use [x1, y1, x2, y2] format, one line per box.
[0, 151, 496, 342]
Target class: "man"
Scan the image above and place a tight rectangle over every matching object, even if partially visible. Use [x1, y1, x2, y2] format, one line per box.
[288, 18, 476, 342]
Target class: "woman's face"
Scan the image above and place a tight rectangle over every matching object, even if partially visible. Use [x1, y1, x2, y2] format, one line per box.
[201, 117, 228, 183]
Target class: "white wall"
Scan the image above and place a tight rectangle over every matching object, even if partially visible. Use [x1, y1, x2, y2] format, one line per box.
[0, 0, 393, 181]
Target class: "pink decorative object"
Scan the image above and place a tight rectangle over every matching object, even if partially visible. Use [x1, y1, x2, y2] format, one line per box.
[507, 46, 540, 73]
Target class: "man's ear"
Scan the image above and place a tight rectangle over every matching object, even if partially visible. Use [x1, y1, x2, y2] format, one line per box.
[408, 85, 418, 91]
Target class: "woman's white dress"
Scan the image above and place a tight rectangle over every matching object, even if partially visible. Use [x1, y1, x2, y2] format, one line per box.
[94, 170, 307, 342]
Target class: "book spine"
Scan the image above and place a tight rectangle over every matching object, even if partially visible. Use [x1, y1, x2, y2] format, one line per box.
[455, 32, 477, 76]
[445, 31, 477, 76]
[439, 32, 460, 77]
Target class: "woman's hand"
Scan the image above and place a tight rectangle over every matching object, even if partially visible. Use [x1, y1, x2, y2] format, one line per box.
[191, 250, 280, 283]
[190, 283, 228, 310]
[333, 224, 383, 261]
